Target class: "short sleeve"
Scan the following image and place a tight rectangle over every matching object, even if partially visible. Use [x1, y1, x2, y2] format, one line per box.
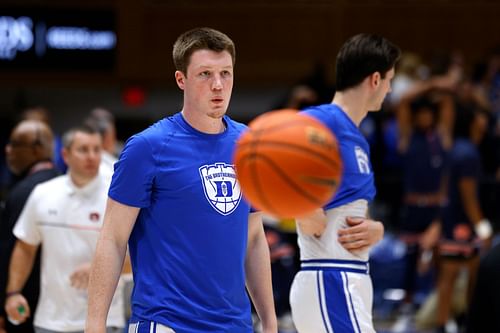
[109, 134, 156, 208]
[458, 152, 480, 179]
[13, 186, 42, 246]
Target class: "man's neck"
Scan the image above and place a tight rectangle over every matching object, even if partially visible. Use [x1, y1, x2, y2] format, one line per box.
[181, 109, 226, 134]
[69, 173, 95, 188]
[25, 160, 55, 176]
[332, 90, 369, 127]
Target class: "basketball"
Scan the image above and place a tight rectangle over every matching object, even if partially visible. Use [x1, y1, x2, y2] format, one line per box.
[233, 109, 343, 218]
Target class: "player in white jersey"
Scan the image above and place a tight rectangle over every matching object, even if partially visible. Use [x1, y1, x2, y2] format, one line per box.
[289, 33, 401, 333]
[4, 126, 124, 333]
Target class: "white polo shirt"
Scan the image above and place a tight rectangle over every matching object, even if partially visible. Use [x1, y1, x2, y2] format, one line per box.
[13, 173, 124, 331]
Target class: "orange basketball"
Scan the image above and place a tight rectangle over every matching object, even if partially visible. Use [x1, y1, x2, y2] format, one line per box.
[233, 109, 343, 218]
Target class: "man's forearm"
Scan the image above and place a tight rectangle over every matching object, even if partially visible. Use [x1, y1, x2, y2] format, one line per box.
[245, 225, 277, 333]
[86, 237, 127, 332]
[6, 241, 37, 294]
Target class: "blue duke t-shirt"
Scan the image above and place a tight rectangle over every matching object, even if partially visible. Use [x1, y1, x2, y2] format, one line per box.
[109, 113, 253, 332]
[302, 104, 376, 209]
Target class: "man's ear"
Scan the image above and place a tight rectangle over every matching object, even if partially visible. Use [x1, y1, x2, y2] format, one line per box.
[371, 72, 381, 88]
[175, 71, 186, 90]
[61, 147, 69, 165]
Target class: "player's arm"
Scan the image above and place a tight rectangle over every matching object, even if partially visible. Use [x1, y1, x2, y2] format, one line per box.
[338, 216, 384, 253]
[459, 177, 492, 242]
[295, 208, 327, 237]
[395, 92, 412, 153]
[86, 197, 139, 333]
[245, 211, 278, 333]
[4, 240, 38, 324]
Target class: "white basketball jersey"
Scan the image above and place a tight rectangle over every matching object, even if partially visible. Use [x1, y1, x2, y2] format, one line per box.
[297, 199, 370, 262]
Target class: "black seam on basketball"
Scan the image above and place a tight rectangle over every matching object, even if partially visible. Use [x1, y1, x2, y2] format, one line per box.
[239, 153, 331, 206]
[247, 153, 279, 214]
[300, 176, 338, 187]
[237, 141, 342, 169]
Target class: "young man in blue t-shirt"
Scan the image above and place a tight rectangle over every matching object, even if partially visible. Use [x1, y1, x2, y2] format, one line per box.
[86, 28, 277, 333]
[289, 33, 401, 333]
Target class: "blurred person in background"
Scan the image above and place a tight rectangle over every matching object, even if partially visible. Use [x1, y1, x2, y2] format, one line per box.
[84, 107, 119, 174]
[4, 125, 125, 333]
[0, 120, 59, 333]
[392, 84, 454, 332]
[84, 107, 134, 326]
[386, 52, 428, 108]
[21, 107, 66, 174]
[435, 106, 492, 333]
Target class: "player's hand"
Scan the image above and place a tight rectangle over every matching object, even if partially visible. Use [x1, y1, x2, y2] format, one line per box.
[338, 217, 384, 253]
[5, 293, 30, 325]
[419, 220, 441, 250]
[296, 208, 327, 237]
[70, 262, 92, 290]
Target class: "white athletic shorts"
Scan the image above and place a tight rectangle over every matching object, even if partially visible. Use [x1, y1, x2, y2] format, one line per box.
[289, 259, 376, 333]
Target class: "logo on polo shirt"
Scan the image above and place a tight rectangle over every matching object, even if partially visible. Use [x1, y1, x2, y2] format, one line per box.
[199, 163, 242, 215]
[89, 212, 100, 222]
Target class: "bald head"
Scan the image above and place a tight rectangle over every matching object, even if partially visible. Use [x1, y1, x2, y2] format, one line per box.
[5, 120, 54, 175]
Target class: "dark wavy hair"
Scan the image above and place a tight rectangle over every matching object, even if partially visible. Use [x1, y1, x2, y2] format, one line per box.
[335, 33, 401, 91]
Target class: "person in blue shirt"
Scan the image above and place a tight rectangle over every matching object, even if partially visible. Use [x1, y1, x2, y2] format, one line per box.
[289, 33, 401, 333]
[85, 27, 277, 333]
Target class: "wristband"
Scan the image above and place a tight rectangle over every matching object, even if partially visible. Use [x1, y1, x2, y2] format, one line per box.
[475, 219, 493, 240]
[5, 290, 21, 298]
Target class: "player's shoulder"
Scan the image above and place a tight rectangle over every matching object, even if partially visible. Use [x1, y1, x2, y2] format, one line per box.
[301, 103, 351, 132]
[452, 139, 478, 160]
[9, 170, 57, 198]
[301, 103, 342, 120]
[137, 117, 175, 140]
[123, 116, 177, 152]
[30, 174, 68, 198]
[225, 116, 248, 135]
[302, 103, 333, 114]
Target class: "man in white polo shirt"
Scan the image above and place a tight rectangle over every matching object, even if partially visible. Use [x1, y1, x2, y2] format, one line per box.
[4, 125, 124, 333]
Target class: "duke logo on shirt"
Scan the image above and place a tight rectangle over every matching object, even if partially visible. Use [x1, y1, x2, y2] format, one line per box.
[199, 163, 242, 215]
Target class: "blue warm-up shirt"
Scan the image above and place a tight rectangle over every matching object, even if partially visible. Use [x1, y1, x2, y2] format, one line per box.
[109, 112, 253, 332]
[302, 104, 376, 209]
